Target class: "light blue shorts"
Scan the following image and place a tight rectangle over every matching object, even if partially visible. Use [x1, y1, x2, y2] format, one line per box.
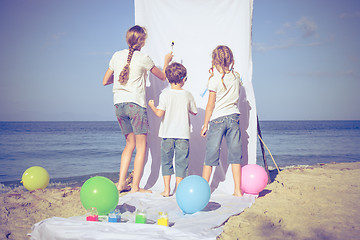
[205, 114, 242, 166]
[161, 138, 189, 178]
[115, 102, 149, 135]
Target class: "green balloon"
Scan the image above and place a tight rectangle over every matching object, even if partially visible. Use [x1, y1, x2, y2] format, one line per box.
[80, 176, 119, 215]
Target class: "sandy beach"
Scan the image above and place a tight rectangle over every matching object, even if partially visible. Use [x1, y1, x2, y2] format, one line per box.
[1, 162, 360, 240]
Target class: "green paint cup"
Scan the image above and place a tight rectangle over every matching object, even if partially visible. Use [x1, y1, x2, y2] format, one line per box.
[135, 209, 147, 224]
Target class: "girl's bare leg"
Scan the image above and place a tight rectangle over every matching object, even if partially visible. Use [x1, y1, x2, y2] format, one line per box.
[232, 163, 243, 196]
[161, 175, 171, 197]
[130, 134, 151, 193]
[175, 176, 183, 189]
[202, 165, 213, 182]
[117, 133, 135, 192]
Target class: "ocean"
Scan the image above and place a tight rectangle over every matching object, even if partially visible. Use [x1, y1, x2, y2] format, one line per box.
[1, 121, 359, 189]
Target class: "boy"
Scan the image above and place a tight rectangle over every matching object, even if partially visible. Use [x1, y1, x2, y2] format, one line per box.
[148, 62, 197, 197]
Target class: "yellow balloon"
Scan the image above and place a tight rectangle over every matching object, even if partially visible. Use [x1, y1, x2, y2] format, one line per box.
[21, 166, 50, 191]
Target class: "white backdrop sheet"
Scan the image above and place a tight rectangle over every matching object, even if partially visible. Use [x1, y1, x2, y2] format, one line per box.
[137, 0, 257, 194]
[30, 1, 258, 239]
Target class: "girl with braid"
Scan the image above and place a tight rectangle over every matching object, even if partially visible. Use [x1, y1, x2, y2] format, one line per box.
[103, 25, 173, 193]
[200, 45, 243, 197]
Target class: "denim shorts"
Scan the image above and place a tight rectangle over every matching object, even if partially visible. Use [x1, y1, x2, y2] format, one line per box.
[161, 138, 189, 178]
[115, 102, 149, 135]
[205, 114, 242, 166]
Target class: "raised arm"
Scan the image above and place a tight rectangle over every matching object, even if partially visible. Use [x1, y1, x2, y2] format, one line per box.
[150, 52, 173, 80]
[201, 91, 216, 137]
[103, 68, 114, 86]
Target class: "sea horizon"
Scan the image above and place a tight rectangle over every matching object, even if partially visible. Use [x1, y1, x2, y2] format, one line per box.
[1, 120, 359, 191]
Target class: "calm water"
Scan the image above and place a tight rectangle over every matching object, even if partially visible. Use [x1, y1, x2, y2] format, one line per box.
[1, 121, 359, 186]
[257, 121, 360, 168]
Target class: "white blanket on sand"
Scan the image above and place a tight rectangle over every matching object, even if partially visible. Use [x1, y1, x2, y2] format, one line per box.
[31, 192, 256, 240]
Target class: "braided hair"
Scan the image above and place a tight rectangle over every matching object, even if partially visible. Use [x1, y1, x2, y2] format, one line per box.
[119, 25, 147, 85]
[208, 45, 236, 90]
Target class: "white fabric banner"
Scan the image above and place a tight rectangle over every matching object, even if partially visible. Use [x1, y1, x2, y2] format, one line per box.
[136, 0, 257, 194]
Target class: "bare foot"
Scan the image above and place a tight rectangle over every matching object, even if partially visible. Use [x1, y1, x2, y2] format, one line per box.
[161, 191, 170, 197]
[116, 182, 131, 193]
[233, 190, 243, 197]
[130, 188, 152, 193]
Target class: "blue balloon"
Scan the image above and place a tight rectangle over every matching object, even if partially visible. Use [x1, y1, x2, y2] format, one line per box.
[176, 175, 211, 214]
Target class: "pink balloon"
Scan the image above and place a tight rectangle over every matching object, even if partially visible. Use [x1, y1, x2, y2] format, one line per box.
[241, 164, 268, 194]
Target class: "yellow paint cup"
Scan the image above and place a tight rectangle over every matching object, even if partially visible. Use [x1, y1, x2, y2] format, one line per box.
[157, 212, 168, 226]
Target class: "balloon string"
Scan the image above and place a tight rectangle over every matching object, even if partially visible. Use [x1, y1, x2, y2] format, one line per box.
[257, 134, 280, 173]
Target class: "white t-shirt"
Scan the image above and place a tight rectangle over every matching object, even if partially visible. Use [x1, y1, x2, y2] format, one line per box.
[208, 71, 241, 121]
[157, 89, 198, 139]
[109, 49, 155, 108]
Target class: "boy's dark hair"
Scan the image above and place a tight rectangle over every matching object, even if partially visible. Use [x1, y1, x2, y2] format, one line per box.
[165, 62, 187, 84]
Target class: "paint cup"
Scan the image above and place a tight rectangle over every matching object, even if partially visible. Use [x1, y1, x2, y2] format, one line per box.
[108, 209, 121, 222]
[86, 207, 98, 221]
[135, 209, 147, 224]
[157, 212, 168, 226]
[115, 209, 121, 222]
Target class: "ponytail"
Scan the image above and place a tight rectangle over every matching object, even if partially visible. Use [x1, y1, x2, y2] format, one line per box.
[207, 66, 227, 90]
[118, 47, 135, 85]
[207, 66, 215, 85]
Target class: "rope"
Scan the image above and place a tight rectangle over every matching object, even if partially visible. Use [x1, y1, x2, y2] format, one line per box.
[257, 134, 280, 173]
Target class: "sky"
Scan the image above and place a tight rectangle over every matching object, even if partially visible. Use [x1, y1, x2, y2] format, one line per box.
[0, 0, 359, 121]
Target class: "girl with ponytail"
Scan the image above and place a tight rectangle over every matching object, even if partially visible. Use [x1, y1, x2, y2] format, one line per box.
[201, 45, 243, 197]
[103, 25, 173, 193]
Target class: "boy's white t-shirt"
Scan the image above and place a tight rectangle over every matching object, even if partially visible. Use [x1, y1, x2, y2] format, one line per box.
[109, 49, 155, 108]
[208, 71, 241, 121]
[157, 89, 198, 139]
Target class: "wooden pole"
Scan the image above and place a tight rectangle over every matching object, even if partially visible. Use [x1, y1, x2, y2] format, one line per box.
[257, 115, 271, 183]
